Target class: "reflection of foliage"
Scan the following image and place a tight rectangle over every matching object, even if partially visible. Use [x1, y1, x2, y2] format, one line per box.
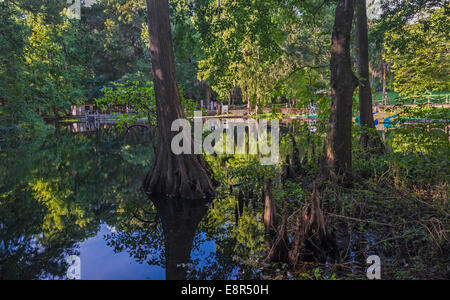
[119, 144, 153, 166]
[0, 126, 153, 279]
[105, 198, 165, 267]
[106, 226, 165, 267]
[233, 209, 265, 263]
[106, 180, 267, 279]
[196, 156, 280, 278]
[193, 195, 265, 280]
[0, 179, 74, 280]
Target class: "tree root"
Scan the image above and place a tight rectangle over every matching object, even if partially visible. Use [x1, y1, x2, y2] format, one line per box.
[288, 181, 338, 266]
[143, 146, 216, 200]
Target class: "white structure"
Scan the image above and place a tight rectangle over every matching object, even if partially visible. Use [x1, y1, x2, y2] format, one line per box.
[67, 0, 98, 20]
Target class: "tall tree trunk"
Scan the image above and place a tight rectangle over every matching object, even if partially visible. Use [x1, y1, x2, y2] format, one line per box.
[321, 0, 358, 183]
[355, 0, 384, 152]
[382, 62, 387, 105]
[144, 0, 215, 199]
[205, 82, 211, 110]
[52, 105, 60, 120]
[228, 89, 232, 114]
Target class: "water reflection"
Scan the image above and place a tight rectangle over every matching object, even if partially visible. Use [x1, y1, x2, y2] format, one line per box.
[153, 197, 212, 280]
[7, 116, 432, 280]
[2, 111, 448, 280]
[0, 124, 263, 280]
[0, 125, 153, 279]
[0, 116, 416, 280]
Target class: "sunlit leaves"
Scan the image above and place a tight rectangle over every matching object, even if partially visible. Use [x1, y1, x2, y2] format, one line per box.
[95, 81, 156, 129]
[383, 8, 449, 95]
[194, 0, 289, 105]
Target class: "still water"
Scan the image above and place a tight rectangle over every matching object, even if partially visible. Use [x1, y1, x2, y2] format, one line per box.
[0, 124, 264, 280]
[3, 116, 445, 280]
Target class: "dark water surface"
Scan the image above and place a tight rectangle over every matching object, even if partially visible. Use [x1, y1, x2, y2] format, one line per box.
[1, 117, 448, 280]
[0, 125, 263, 280]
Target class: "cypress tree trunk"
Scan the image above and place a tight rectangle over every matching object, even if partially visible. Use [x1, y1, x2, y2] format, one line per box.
[382, 63, 387, 105]
[355, 0, 384, 152]
[263, 179, 277, 234]
[205, 82, 211, 110]
[144, 0, 215, 199]
[264, 179, 290, 263]
[321, 0, 358, 183]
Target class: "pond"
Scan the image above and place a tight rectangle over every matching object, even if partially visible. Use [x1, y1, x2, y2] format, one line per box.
[0, 123, 269, 280]
[0, 115, 448, 280]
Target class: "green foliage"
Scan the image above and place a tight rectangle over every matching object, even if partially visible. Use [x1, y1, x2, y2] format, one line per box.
[194, 0, 291, 105]
[1, 0, 449, 281]
[83, 0, 151, 84]
[273, 3, 333, 107]
[170, 0, 206, 99]
[397, 106, 450, 120]
[192, 0, 335, 110]
[387, 126, 449, 157]
[0, 1, 96, 131]
[0, 3, 28, 125]
[94, 80, 199, 131]
[295, 267, 337, 280]
[383, 8, 450, 95]
[353, 123, 449, 188]
[95, 81, 156, 129]
[23, 14, 92, 118]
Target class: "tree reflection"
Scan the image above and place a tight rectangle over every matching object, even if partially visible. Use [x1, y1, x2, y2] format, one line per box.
[1, 124, 271, 280]
[154, 197, 212, 280]
[107, 187, 266, 280]
[0, 125, 152, 279]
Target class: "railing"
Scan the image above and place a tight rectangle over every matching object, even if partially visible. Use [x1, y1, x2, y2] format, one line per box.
[374, 93, 450, 106]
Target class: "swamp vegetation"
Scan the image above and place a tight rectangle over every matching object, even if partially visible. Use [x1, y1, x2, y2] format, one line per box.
[0, 0, 449, 280]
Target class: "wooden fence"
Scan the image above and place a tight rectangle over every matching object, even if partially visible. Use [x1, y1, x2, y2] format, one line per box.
[374, 93, 450, 106]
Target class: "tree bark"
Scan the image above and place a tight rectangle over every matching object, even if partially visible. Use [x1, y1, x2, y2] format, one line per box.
[355, 0, 384, 152]
[205, 82, 211, 110]
[321, 0, 358, 183]
[263, 179, 277, 234]
[228, 89, 232, 114]
[382, 62, 387, 105]
[144, 0, 215, 199]
[264, 179, 289, 263]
